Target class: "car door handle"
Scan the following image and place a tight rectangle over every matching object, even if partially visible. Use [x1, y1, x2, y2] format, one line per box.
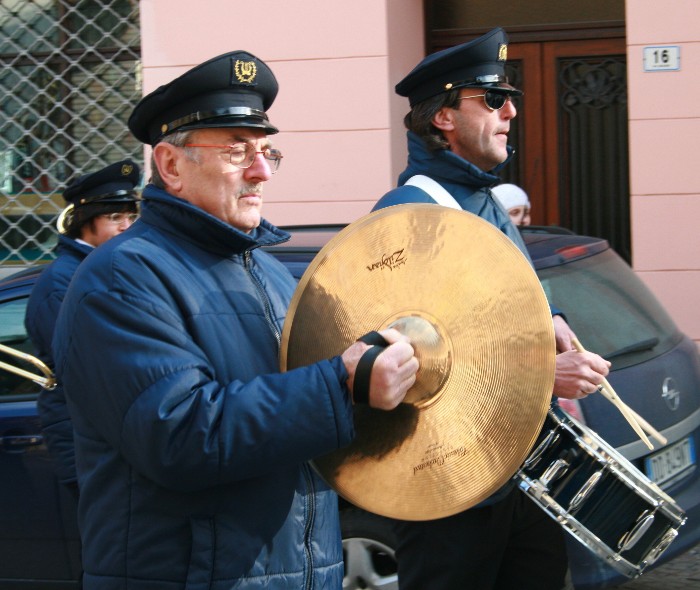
[1, 434, 44, 453]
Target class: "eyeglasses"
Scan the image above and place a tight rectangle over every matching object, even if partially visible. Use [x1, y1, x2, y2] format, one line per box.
[185, 142, 283, 173]
[101, 212, 139, 225]
[458, 90, 516, 111]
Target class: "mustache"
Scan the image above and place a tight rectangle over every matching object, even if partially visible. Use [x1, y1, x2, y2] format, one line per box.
[236, 184, 263, 198]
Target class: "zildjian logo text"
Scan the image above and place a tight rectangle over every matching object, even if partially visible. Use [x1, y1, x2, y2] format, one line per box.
[367, 249, 407, 271]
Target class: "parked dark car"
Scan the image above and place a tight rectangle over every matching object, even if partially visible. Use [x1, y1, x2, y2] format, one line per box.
[1, 224, 698, 590]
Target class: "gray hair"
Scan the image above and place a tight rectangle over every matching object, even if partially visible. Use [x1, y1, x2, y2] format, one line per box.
[403, 89, 461, 152]
[149, 129, 199, 188]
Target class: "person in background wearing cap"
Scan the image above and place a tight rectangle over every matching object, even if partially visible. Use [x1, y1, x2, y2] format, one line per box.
[492, 182, 531, 226]
[52, 51, 418, 590]
[25, 160, 140, 589]
[373, 28, 610, 590]
[25, 159, 141, 496]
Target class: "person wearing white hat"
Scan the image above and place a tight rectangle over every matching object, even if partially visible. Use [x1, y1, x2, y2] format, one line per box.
[492, 182, 531, 226]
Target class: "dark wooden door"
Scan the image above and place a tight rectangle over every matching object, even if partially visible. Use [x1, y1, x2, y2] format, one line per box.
[502, 38, 630, 260]
[431, 29, 630, 260]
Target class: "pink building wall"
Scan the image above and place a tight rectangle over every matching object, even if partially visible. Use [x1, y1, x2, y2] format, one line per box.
[139, 0, 424, 225]
[626, 0, 700, 344]
[139, 0, 700, 343]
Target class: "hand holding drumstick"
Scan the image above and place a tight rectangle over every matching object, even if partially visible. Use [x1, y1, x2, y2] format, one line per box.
[572, 337, 667, 450]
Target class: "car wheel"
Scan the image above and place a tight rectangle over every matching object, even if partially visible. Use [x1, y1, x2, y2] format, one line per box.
[341, 507, 398, 590]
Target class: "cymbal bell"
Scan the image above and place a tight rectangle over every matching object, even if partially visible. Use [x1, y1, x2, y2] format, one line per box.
[281, 204, 555, 520]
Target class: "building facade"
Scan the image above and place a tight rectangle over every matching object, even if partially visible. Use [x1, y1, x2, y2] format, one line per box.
[0, 0, 698, 346]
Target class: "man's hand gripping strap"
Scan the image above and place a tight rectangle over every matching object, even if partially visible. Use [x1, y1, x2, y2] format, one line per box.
[353, 331, 389, 404]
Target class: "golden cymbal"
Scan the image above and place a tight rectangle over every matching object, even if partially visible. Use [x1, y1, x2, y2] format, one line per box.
[280, 204, 555, 521]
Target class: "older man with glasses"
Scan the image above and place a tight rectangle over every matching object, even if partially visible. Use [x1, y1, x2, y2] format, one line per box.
[372, 27, 610, 590]
[51, 50, 418, 590]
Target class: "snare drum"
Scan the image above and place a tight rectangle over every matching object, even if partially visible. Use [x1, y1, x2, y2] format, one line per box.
[516, 406, 686, 578]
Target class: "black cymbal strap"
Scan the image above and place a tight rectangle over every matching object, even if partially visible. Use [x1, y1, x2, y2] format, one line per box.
[353, 331, 389, 404]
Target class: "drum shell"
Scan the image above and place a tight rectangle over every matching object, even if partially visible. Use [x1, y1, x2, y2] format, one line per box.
[518, 406, 686, 577]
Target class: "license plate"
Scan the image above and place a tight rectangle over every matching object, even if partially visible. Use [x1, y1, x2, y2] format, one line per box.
[645, 436, 696, 487]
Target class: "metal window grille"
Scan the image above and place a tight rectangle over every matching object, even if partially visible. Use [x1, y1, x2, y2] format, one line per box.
[0, 0, 142, 265]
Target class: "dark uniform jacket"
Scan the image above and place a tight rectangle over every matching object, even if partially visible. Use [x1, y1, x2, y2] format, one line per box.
[53, 185, 353, 589]
[374, 131, 530, 258]
[25, 233, 92, 485]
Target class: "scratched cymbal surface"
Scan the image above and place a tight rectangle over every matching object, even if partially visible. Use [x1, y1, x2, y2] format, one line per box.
[280, 204, 555, 520]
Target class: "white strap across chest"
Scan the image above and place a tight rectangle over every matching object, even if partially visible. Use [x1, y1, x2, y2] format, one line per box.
[404, 175, 461, 210]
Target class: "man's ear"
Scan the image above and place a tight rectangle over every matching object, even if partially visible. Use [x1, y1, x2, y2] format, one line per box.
[152, 143, 183, 193]
[432, 106, 457, 133]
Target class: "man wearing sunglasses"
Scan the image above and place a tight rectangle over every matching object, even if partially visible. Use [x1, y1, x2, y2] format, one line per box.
[51, 50, 418, 590]
[373, 27, 609, 590]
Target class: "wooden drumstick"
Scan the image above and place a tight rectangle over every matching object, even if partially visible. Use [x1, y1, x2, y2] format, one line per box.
[622, 408, 667, 446]
[571, 338, 655, 450]
[596, 381, 667, 446]
[596, 381, 667, 447]
[570, 338, 666, 444]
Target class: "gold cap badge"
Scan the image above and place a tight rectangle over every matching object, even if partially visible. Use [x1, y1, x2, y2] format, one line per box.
[498, 44, 508, 61]
[234, 60, 257, 84]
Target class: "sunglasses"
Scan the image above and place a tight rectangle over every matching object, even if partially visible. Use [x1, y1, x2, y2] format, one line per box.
[457, 90, 517, 111]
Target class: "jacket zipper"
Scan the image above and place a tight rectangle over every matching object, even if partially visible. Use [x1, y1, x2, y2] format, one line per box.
[244, 250, 281, 346]
[246, 249, 315, 586]
[302, 463, 316, 590]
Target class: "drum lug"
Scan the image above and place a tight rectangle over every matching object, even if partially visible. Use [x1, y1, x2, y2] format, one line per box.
[523, 430, 559, 469]
[644, 527, 678, 565]
[568, 470, 603, 512]
[618, 510, 655, 551]
[540, 458, 569, 488]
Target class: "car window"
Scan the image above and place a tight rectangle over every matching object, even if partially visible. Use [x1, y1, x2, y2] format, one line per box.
[538, 248, 680, 370]
[0, 295, 38, 396]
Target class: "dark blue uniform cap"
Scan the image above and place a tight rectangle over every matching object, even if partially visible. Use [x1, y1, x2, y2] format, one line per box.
[63, 160, 141, 207]
[396, 28, 522, 107]
[128, 50, 279, 145]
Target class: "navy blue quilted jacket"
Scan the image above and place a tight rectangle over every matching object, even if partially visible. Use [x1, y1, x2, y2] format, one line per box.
[373, 131, 530, 258]
[53, 186, 353, 589]
[25, 234, 92, 485]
